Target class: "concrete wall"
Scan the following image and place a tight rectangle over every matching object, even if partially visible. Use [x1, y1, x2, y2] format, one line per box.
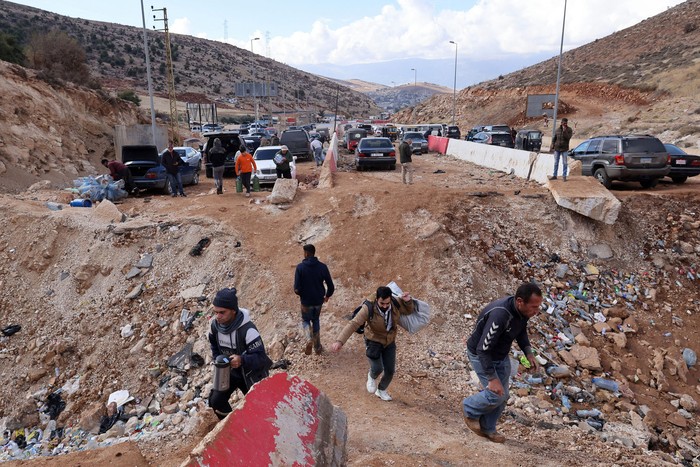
[114, 124, 169, 158]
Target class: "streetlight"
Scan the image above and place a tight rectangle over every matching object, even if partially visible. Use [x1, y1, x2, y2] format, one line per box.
[552, 0, 567, 140]
[251, 37, 260, 123]
[449, 40, 458, 126]
[250, 37, 260, 53]
[410, 68, 417, 87]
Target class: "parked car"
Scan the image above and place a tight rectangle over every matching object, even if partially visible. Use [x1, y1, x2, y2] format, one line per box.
[445, 126, 461, 139]
[316, 127, 331, 143]
[465, 126, 485, 141]
[344, 128, 369, 152]
[159, 146, 202, 170]
[280, 129, 312, 160]
[471, 131, 514, 148]
[568, 135, 670, 189]
[400, 132, 429, 154]
[663, 143, 700, 184]
[514, 129, 543, 152]
[202, 123, 223, 133]
[123, 145, 199, 194]
[483, 124, 512, 133]
[252, 145, 297, 184]
[201, 131, 248, 178]
[355, 137, 396, 171]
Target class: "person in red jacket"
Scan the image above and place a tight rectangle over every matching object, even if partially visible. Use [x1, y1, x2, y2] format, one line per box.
[234, 147, 257, 197]
[101, 158, 137, 194]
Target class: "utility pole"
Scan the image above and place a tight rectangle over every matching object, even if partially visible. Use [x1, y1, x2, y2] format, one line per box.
[140, 0, 156, 147]
[552, 0, 568, 140]
[152, 6, 179, 144]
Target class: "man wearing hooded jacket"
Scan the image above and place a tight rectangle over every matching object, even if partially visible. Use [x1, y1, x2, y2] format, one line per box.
[294, 244, 335, 355]
[208, 287, 270, 419]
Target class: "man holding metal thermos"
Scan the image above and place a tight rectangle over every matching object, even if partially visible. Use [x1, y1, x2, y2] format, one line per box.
[208, 287, 272, 419]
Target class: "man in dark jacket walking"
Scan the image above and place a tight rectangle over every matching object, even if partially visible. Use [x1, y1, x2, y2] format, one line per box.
[162, 142, 186, 197]
[399, 138, 413, 185]
[549, 118, 573, 181]
[208, 138, 226, 194]
[294, 244, 334, 355]
[462, 283, 542, 443]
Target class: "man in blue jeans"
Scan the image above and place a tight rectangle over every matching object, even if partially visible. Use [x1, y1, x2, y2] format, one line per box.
[162, 142, 186, 197]
[549, 118, 573, 181]
[293, 244, 334, 355]
[462, 283, 542, 443]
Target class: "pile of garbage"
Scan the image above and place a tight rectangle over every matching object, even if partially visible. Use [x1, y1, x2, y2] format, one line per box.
[68, 175, 128, 202]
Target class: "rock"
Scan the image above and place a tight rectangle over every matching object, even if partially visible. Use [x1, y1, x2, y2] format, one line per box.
[588, 243, 614, 259]
[171, 413, 184, 425]
[666, 355, 689, 383]
[125, 267, 142, 279]
[555, 263, 569, 279]
[558, 350, 577, 368]
[574, 333, 590, 346]
[268, 178, 299, 204]
[621, 316, 637, 333]
[680, 241, 694, 254]
[163, 403, 179, 414]
[28, 180, 52, 192]
[181, 284, 206, 299]
[667, 412, 688, 428]
[124, 416, 140, 434]
[136, 253, 154, 268]
[79, 402, 105, 434]
[120, 324, 134, 338]
[643, 410, 663, 431]
[27, 367, 48, 383]
[130, 337, 147, 355]
[94, 199, 124, 223]
[125, 283, 144, 300]
[584, 264, 599, 275]
[105, 421, 126, 438]
[630, 411, 645, 431]
[550, 179, 620, 224]
[606, 306, 629, 319]
[569, 344, 602, 371]
[607, 332, 627, 349]
[680, 394, 698, 412]
[593, 322, 613, 334]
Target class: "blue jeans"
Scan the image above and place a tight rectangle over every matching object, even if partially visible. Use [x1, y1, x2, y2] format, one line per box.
[167, 172, 185, 195]
[313, 147, 323, 166]
[462, 350, 511, 435]
[366, 340, 396, 391]
[301, 304, 323, 335]
[552, 150, 568, 177]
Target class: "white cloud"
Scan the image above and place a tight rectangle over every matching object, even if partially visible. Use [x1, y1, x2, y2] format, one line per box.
[184, 0, 684, 65]
[170, 17, 191, 35]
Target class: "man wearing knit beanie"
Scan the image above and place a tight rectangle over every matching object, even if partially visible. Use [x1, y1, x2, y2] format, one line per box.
[207, 287, 272, 419]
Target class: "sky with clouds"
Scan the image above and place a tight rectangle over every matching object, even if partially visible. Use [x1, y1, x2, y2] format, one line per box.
[11, 0, 686, 87]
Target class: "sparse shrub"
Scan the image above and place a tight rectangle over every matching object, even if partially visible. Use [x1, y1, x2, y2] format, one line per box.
[0, 32, 25, 65]
[117, 90, 141, 106]
[627, 115, 639, 123]
[498, 75, 504, 80]
[25, 30, 91, 85]
[684, 23, 697, 34]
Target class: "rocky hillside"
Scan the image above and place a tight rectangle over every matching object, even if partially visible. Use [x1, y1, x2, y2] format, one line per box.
[0, 0, 380, 119]
[394, 0, 700, 147]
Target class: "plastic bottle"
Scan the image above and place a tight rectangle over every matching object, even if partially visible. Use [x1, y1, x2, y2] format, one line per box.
[682, 348, 697, 368]
[591, 377, 619, 392]
[561, 394, 572, 411]
[525, 375, 543, 385]
[576, 408, 602, 418]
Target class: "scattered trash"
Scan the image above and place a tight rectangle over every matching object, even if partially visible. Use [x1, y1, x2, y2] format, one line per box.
[44, 391, 66, 420]
[73, 175, 127, 202]
[682, 348, 697, 368]
[271, 359, 291, 370]
[189, 237, 211, 256]
[1, 324, 21, 336]
[69, 198, 92, 208]
[433, 169, 446, 174]
[45, 202, 63, 211]
[591, 377, 619, 393]
[120, 324, 134, 338]
[107, 389, 134, 408]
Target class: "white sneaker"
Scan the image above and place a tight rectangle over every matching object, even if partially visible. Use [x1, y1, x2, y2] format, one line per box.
[366, 373, 377, 393]
[374, 389, 392, 401]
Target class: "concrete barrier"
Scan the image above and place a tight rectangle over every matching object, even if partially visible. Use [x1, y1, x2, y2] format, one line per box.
[182, 373, 347, 467]
[446, 139, 538, 179]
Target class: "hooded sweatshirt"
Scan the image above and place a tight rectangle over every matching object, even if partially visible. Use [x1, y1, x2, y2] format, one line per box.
[293, 256, 335, 306]
[208, 139, 226, 167]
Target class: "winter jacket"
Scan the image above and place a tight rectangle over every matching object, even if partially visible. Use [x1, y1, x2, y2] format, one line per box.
[294, 256, 335, 306]
[235, 152, 257, 174]
[107, 160, 129, 179]
[162, 150, 184, 175]
[208, 141, 226, 167]
[399, 141, 412, 164]
[467, 296, 533, 381]
[274, 150, 293, 172]
[552, 124, 573, 152]
[208, 308, 270, 389]
[336, 293, 414, 347]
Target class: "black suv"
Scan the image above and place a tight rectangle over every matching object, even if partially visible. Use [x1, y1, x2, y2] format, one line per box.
[568, 135, 670, 189]
[202, 131, 247, 178]
[445, 126, 461, 139]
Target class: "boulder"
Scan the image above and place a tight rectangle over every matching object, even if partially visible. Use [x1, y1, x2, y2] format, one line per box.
[79, 402, 105, 434]
[28, 180, 52, 192]
[569, 344, 602, 371]
[667, 412, 688, 428]
[94, 199, 124, 223]
[268, 178, 299, 204]
[549, 178, 621, 225]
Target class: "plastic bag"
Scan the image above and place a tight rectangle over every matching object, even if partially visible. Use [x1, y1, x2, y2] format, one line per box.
[398, 299, 431, 334]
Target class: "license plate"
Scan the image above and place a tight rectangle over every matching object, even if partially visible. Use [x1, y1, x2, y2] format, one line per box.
[371, 153, 383, 157]
[676, 159, 686, 165]
[640, 157, 652, 164]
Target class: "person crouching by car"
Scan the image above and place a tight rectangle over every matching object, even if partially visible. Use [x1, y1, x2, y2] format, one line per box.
[274, 145, 293, 179]
[235, 146, 257, 197]
[331, 286, 414, 402]
[208, 287, 271, 419]
[101, 158, 137, 195]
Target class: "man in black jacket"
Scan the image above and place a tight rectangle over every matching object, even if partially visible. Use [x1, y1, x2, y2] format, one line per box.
[462, 283, 542, 443]
[399, 138, 413, 185]
[162, 142, 186, 197]
[208, 288, 270, 419]
[293, 244, 335, 355]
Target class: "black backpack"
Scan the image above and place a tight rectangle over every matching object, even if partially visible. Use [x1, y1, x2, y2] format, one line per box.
[350, 297, 400, 334]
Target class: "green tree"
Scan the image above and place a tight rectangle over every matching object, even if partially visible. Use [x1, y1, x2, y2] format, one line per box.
[117, 90, 141, 106]
[0, 32, 25, 65]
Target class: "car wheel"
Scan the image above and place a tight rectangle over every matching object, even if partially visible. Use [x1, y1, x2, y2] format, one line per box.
[356, 164, 363, 172]
[389, 165, 396, 171]
[162, 177, 172, 195]
[205, 166, 213, 178]
[593, 168, 612, 189]
[671, 176, 688, 184]
[640, 179, 658, 189]
[191, 171, 199, 185]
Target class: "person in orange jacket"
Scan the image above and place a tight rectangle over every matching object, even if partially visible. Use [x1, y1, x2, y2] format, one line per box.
[234, 147, 257, 197]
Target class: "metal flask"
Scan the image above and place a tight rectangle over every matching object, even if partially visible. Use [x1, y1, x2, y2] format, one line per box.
[212, 355, 231, 392]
